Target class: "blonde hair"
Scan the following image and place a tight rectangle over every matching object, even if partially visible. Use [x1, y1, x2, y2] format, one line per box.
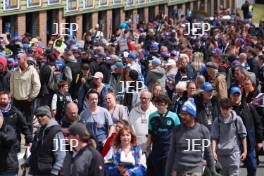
[193, 52, 204, 71]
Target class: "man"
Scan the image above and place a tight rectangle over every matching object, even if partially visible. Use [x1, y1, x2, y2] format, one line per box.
[104, 92, 128, 123]
[38, 51, 58, 106]
[146, 57, 166, 91]
[230, 86, 263, 176]
[129, 90, 157, 151]
[148, 95, 181, 176]
[124, 70, 144, 111]
[61, 102, 80, 128]
[232, 65, 256, 89]
[0, 114, 18, 176]
[89, 51, 111, 84]
[175, 54, 196, 85]
[126, 52, 142, 78]
[241, 1, 250, 19]
[80, 90, 115, 151]
[0, 91, 32, 151]
[24, 106, 66, 176]
[202, 62, 227, 99]
[77, 64, 93, 112]
[109, 62, 126, 104]
[166, 98, 216, 176]
[10, 53, 41, 132]
[211, 98, 247, 176]
[195, 82, 219, 131]
[63, 50, 81, 100]
[62, 122, 104, 176]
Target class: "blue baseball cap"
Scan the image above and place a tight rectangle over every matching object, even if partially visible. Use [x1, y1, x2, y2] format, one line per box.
[160, 51, 170, 58]
[114, 62, 124, 69]
[95, 51, 106, 58]
[128, 52, 137, 60]
[151, 57, 161, 65]
[230, 87, 241, 95]
[201, 82, 213, 92]
[151, 43, 159, 50]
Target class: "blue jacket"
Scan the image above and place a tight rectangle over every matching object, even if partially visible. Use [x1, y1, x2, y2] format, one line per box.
[104, 146, 146, 176]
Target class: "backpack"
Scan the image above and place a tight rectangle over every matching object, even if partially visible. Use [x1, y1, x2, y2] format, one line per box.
[47, 66, 62, 91]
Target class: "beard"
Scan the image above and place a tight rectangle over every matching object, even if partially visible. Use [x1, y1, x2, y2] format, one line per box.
[0, 102, 8, 108]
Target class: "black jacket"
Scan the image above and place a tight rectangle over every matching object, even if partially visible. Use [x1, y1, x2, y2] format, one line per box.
[0, 122, 18, 173]
[62, 143, 104, 176]
[0, 71, 11, 92]
[1, 105, 33, 145]
[233, 102, 263, 148]
[195, 95, 219, 131]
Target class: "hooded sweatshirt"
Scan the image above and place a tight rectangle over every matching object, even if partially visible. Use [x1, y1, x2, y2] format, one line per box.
[211, 110, 247, 156]
[29, 119, 66, 175]
[0, 57, 7, 73]
[129, 102, 157, 145]
[146, 66, 166, 91]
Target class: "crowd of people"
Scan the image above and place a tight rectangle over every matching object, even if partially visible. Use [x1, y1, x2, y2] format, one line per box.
[0, 2, 264, 176]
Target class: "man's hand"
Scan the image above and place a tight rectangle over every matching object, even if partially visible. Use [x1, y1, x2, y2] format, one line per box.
[212, 151, 218, 161]
[240, 152, 247, 161]
[0, 117, 3, 129]
[25, 142, 32, 149]
[256, 143, 263, 151]
[27, 97, 33, 102]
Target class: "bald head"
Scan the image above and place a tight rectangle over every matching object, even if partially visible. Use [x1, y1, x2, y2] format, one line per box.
[66, 102, 78, 122]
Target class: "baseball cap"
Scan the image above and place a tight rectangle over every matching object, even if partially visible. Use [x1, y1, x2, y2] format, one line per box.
[92, 72, 104, 79]
[95, 51, 106, 58]
[171, 50, 179, 56]
[123, 51, 129, 58]
[206, 62, 218, 70]
[200, 82, 213, 92]
[128, 52, 137, 60]
[230, 87, 241, 95]
[114, 62, 124, 69]
[151, 43, 159, 50]
[152, 57, 161, 65]
[160, 51, 170, 58]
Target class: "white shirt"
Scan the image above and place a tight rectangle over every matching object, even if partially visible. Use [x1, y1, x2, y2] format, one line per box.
[129, 103, 157, 145]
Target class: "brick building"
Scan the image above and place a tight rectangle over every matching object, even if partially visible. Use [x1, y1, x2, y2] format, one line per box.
[0, 0, 242, 46]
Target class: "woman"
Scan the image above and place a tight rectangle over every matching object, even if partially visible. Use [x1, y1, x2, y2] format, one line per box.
[192, 52, 205, 73]
[104, 127, 146, 176]
[51, 80, 72, 124]
[105, 92, 129, 123]
[186, 81, 196, 98]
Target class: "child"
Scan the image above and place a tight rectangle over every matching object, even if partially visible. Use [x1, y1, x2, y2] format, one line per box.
[211, 98, 247, 176]
[51, 80, 72, 124]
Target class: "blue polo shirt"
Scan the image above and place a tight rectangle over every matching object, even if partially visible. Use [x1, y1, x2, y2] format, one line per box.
[148, 111, 180, 159]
